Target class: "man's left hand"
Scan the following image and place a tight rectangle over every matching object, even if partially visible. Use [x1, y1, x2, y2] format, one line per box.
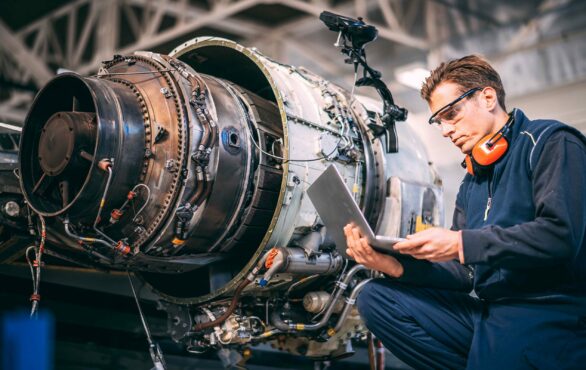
[393, 228, 464, 263]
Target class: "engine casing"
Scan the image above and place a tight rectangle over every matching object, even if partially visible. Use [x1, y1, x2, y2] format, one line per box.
[18, 37, 443, 358]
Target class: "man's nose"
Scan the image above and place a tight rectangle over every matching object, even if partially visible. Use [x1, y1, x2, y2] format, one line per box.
[441, 123, 455, 137]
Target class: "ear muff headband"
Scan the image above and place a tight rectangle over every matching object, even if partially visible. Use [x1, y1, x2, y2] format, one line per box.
[464, 114, 514, 176]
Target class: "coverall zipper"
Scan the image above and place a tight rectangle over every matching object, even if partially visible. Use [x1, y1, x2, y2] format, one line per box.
[484, 174, 493, 221]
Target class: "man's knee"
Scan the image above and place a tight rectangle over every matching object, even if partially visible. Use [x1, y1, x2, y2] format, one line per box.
[356, 279, 407, 327]
[356, 279, 378, 324]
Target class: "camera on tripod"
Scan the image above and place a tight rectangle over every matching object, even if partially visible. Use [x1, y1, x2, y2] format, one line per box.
[319, 11, 378, 51]
[319, 11, 408, 153]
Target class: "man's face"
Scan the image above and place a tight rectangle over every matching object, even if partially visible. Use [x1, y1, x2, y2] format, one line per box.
[429, 82, 494, 155]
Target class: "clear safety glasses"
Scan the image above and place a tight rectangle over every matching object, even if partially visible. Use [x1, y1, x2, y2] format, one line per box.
[428, 87, 482, 129]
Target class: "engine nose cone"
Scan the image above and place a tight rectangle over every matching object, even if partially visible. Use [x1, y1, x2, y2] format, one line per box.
[38, 112, 94, 176]
[38, 113, 75, 176]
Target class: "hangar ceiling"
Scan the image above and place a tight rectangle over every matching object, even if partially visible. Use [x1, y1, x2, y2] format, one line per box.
[0, 0, 585, 127]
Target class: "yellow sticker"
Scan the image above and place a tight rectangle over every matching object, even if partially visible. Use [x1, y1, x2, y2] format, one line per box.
[415, 215, 434, 233]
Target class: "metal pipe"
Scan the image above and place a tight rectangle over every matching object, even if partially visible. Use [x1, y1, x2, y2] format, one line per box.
[270, 310, 290, 332]
[333, 278, 373, 332]
[253, 328, 283, 340]
[277, 248, 344, 276]
[63, 218, 114, 251]
[313, 265, 366, 325]
[113, 184, 151, 223]
[340, 264, 367, 285]
[132, 184, 151, 221]
[185, 166, 204, 207]
[269, 264, 367, 332]
[93, 165, 116, 244]
[285, 274, 319, 299]
[192, 167, 212, 210]
[313, 263, 367, 317]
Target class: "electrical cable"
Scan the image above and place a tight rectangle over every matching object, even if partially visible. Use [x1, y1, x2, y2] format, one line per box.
[193, 253, 268, 331]
[28, 214, 46, 318]
[246, 122, 343, 163]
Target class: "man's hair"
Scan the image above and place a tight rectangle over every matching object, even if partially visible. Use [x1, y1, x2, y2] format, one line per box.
[420, 55, 506, 111]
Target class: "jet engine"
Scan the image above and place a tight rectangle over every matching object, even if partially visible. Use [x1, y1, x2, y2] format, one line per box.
[17, 37, 443, 359]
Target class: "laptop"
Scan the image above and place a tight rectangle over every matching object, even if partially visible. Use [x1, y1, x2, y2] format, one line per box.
[307, 165, 405, 256]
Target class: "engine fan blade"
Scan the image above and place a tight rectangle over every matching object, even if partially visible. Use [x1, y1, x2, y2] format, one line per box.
[79, 150, 94, 162]
[32, 172, 52, 195]
[72, 96, 79, 112]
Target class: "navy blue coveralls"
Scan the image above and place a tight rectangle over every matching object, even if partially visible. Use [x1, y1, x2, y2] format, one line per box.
[357, 109, 586, 369]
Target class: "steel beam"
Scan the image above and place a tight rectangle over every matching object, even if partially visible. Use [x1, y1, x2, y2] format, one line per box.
[0, 19, 53, 87]
[115, 0, 262, 55]
[271, 0, 429, 49]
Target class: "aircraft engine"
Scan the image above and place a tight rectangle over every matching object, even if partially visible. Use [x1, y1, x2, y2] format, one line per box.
[17, 37, 443, 358]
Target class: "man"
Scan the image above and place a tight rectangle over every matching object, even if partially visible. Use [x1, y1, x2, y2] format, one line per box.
[344, 55, 586, 369]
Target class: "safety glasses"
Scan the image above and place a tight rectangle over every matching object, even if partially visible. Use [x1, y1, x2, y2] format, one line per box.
[428, 87, 482, 128]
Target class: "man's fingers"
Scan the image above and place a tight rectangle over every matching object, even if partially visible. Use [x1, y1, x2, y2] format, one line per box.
[358, 237, 373, 255]
[402, 246, 431, 259]
[351, 227, 362, 240]
[346, 248, 355, 259]
[349, 238, 373, 261]
[345, 226, 357, 250]
[353, 236, 371, 253]
[352, 229, 374, 254]
[396, 230, 436, 249]
[397, 244, 426, 256]
[344, 225, 352, 237]
[394, 238, 422, 251]
[400, 245, 435, 260]
[345, 226, 378, 264]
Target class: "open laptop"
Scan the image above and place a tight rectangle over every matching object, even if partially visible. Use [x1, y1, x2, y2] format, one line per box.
[307, 165, 405, 256]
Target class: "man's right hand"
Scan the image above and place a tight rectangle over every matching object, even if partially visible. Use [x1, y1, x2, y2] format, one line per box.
[344, 224, 404, 278]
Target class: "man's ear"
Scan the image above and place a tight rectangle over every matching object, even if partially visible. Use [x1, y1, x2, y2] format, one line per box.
[482, 87, 498, 111]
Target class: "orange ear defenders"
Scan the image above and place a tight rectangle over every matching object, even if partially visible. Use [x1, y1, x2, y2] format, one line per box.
[462, 114, 514, 176]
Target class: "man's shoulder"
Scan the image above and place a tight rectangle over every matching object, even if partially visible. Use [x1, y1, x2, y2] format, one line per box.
[516, 110, 583, 139]
[546, 128, 586, 146]
[519, 116, 565, 136]
[520, 118, 586, 172]
[521, 115, 586, 149]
